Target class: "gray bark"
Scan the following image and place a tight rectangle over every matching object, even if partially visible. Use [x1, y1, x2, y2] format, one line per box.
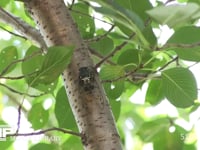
[24, 0, 123, 149]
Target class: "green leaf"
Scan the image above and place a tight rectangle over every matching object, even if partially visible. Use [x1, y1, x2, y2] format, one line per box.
[137, 118, 170, 142]
[28, 103, 49, 130]
[116, 0, 153, 21]
[115, 0, 156, 46]
[71, 3, 95, 39]
[167, 26, 200, 61]
[85, 0, 149, 47]
[100, 65, 125, 80]
[30, 143, 57, 150]
[33, 46, 74, 85]
[162, 67, 197, 108]
[22, 45, 44, 84]
[146, 3, 200, 27]
[55, 87, 77, 130]
[117, 49, 139, 66]
[0, 0, 11, 7]
[110, 99, 121, 121]
[153, 126, 184, 150]
[61, 137, 83, 150]
[0, 46, 18, 75]
[145, 79, 164, 105]
[104, 81, 124, 99]
[89, 37, 114, 55]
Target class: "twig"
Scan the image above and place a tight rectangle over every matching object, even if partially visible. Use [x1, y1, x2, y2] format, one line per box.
[0, 26, 27, 40]
[188, 62, 200, 69]
[0, 50, 41, 76]
[8, 127, 81, 137]
[85, 25, 115, 43]
[156, 56, 179, 72]
[69, 0, 75, 10]
[16, 102, 23, 134]
[95, 33, 136, 68]
[70, 9, 113, 26]
[89, 48, 115, 65]
[0, 7, 47, 52]
[0, 83, 45, 97]
[158, 42, 200, 50]
[101, 65, 141, 83]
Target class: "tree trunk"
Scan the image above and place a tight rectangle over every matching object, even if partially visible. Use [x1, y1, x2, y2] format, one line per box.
[24, 0, 122, 149]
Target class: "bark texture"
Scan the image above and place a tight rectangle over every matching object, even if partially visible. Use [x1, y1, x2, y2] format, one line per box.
[25, 0, 122, 149]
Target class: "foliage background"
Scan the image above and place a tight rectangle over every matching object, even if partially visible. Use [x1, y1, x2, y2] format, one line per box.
[0, 0, 200, 149]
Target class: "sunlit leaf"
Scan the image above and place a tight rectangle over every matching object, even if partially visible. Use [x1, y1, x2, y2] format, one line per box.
[137, 118, 170, 142]
[146, 3, 200, 27]
[30, 143, 57, 150]
[153, 125, 184, 150]
[61, 137, 83, 150]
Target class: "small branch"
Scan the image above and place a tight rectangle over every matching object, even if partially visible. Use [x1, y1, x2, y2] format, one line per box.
[70, 9, 113, 26]
[69, 0, 75, 10]
[0, 26, 27, 40]
[158, 42, 200, 50]
[16, 101, 23, 134]
[0, 7, 47, 52]
[156, 56, 179, 72]
[0, 83, 45, 97]
[8, 127, 81, 137]
[85, 25, 115, 43]
[89, 48, 115, 65]
[95, 33, 136, 68]
[102, 65, 141, 83]
[188, 62, 200, 69]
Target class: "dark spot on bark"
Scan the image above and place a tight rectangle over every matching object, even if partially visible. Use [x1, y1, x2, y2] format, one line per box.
[43, 25, 47, 29]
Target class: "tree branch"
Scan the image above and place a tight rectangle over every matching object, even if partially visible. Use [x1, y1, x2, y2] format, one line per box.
[89, 48, 115, 65]
[95, 33, 136, 68]
[0, 7, 47, 52]
[8, 127, 81, 137]
[0, 26, 27, 40]
[0, 83, 45, 97]
[85, 25, 115, 43]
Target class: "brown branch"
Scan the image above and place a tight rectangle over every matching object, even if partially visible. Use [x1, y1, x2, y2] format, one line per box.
[85, 25, 115, 43]
[156, 56, 179, 72]
[69, 0, 75, 9]
[95, 33, 136, 68]
[8, 127, 81, 137]
[0, 7, 47, 52]
[70, 9, 113, 26]
[157, 42, 200, 51]
[0, 83, 45, 97]
[101, 65, 141, 83]
[89, 48, 115, 65]
[0, 26, 27, 40]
